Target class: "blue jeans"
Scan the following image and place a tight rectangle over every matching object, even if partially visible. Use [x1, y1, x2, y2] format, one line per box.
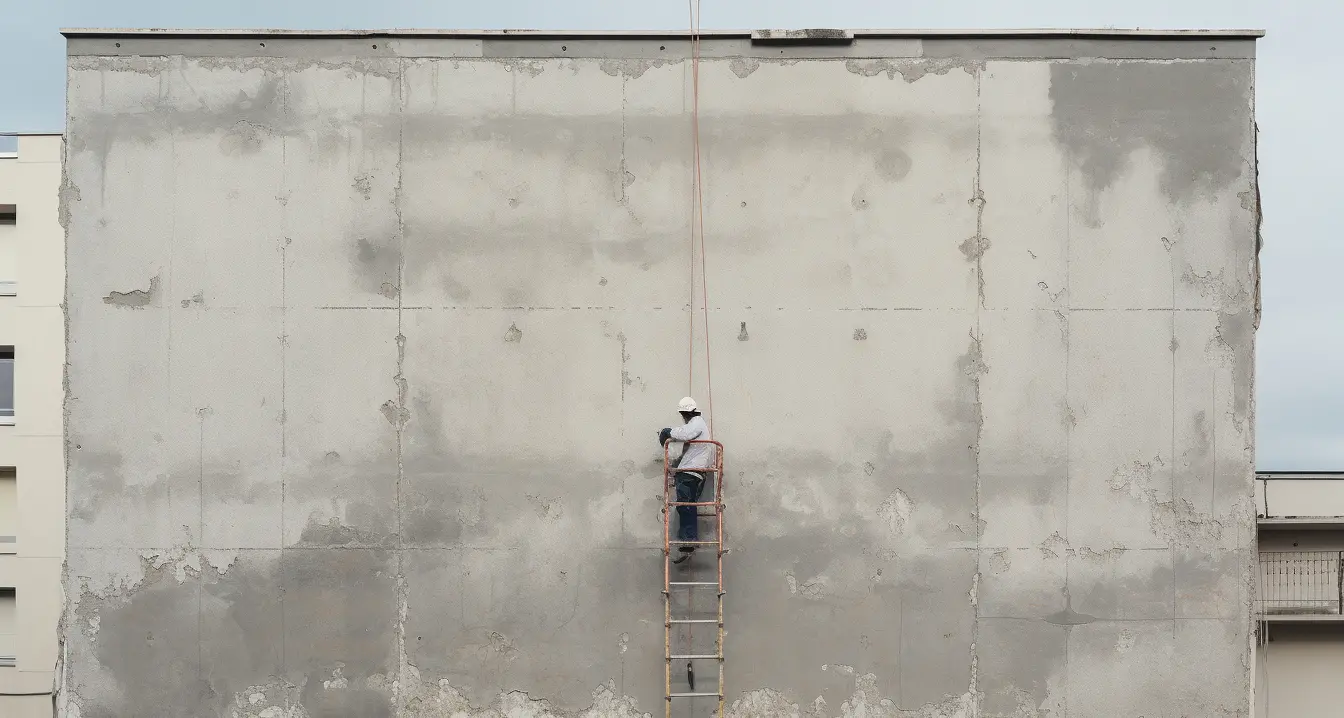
[674, 471, 706, 542]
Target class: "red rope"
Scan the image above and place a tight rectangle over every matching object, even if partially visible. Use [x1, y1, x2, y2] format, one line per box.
[685, 2, 697, 396]
[688, 0, 714, 438]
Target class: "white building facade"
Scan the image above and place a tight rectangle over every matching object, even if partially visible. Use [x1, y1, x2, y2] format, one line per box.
[0, 132, 66, 718]
[1255, 472, 1344, 716]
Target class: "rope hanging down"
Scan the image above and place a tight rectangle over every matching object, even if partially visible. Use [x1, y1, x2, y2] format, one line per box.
[686, 0, 714, 439]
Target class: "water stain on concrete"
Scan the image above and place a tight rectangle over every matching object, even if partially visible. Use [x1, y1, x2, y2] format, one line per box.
[351, 235, 401, 299]
[1049, 62, 1250, 206]
[219, 119, 269, 155]
[874, 149, 912, 181]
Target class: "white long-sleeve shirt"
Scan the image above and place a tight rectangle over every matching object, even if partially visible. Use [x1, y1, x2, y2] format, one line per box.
[669, 415, 716, 472]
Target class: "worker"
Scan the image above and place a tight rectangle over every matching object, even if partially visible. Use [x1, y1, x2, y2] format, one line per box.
[659, 397, 714, 563]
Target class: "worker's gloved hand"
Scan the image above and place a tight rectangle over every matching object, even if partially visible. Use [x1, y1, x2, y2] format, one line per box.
[659, 428, 672, 446]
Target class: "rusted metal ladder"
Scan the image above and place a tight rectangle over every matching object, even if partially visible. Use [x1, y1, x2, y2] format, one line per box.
[663, 439, 726, 718]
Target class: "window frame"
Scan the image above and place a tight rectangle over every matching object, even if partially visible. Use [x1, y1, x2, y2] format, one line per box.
[0, 468, 14, 554]
[0, 586, 15, 667]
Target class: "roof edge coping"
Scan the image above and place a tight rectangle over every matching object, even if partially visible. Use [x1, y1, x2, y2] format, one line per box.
[60, 27, 1267, 40]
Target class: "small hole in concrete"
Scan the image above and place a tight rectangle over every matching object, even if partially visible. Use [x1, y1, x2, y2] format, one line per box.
[259, 42, 265, 47]
[562, 45, 568, 51]
[114, 43, 121, 47]
[660, 45, 666, 50]
[372, 44, 378, 49]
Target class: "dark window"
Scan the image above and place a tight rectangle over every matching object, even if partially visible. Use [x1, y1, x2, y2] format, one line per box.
[0, 347, 12, 418]
[0, 204, 15, 225]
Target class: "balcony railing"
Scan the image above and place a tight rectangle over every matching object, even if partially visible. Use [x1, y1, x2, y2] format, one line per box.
[1258, 551, 1343, 617]
[1257, 472, 1344, 522]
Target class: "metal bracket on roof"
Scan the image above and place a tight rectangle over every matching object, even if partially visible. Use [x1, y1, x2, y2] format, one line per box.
[750, 29, 854, 45]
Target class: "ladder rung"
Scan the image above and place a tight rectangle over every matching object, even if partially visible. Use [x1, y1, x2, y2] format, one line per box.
[668, 693, 723, 699]
[669, 540, 719, 545]
[667, 581, 719, 587]
[668, 619, 719, 624]
[668, 654, 722, 660]
[666, 501, 721, 506]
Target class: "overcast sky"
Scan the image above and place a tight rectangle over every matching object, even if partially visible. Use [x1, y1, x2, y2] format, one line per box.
[2, 1, 1338, 470]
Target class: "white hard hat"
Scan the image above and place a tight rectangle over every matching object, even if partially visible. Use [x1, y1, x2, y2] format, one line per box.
[678, 397, 698, 413]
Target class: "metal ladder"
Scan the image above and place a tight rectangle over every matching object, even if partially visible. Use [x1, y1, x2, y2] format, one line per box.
[663, 439, 726, 718]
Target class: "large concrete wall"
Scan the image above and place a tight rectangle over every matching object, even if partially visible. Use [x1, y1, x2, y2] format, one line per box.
[59, 30, 1260, 718]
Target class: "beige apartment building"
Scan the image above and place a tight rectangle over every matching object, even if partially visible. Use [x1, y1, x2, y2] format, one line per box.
[0, 132, 65, 718]
[1255, 472, 1344, 716]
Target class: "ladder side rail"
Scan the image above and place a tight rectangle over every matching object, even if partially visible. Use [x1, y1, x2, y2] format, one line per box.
[663, 442, 673, 718]
[717, 443, 725, 717]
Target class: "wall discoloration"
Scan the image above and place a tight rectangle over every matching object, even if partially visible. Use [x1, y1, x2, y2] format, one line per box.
[63, 33, 1258, 718]
[353, 235, 402, 299]
[67, 549, 399, 718]
[220, 119, 271, 155]
[874, 149, 912, 182]
[1049, 62, 1251, 208]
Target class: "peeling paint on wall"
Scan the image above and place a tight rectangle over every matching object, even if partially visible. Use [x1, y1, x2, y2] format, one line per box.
[844, 58, 980, 83]
[101, 275, 159, 308]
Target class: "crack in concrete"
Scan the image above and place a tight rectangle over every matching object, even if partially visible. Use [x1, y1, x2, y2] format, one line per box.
[963, 192, 989, 308]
